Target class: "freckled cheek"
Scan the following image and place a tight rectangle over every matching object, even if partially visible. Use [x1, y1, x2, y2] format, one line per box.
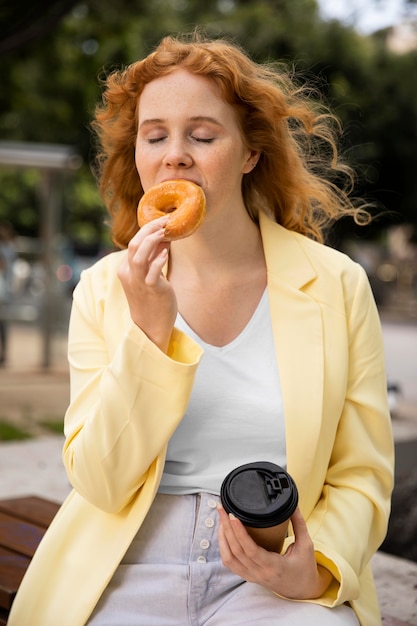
[135, 147, 159, 185]
[134, 145, 143, 173]
[206, 148, 246, 186]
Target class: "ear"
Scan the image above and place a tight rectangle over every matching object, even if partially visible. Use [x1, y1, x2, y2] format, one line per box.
[242, 149, 261, 174]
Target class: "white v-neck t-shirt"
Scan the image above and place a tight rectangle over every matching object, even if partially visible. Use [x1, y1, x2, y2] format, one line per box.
[158, 289, 286, 495]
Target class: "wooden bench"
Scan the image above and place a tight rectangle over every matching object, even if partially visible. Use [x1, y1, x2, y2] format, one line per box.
[0, 496, 415, 625]
[0, 496, 59, 625]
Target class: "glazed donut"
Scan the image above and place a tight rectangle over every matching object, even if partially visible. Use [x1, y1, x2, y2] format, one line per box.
[137, 180, 206, 241]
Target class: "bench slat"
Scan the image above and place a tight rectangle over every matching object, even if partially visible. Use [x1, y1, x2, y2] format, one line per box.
[0, 512, 45, 558]
[0, 496, 59, 528]
[0, 496, 60, 620]
[0, 546, 30, 611]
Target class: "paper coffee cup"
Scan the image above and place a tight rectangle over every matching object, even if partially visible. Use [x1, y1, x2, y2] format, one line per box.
[220, 461, 298, 552]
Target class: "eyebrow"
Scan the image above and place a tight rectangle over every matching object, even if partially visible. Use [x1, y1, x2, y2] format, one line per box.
[139, 116, 222, 129]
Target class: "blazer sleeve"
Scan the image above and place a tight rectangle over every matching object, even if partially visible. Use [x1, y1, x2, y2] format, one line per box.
[62, 260, 203, 513]
[286, 264, 394, 607]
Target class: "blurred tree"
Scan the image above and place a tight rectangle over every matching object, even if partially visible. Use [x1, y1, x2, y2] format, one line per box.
[0, 0, 416, 245]
[0, 0, 78, 55]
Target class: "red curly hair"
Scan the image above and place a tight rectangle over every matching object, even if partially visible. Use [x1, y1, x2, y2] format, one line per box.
[92, 31, 369, 248]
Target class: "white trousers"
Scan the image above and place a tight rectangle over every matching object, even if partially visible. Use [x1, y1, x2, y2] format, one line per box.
[88, 492, 360, 625]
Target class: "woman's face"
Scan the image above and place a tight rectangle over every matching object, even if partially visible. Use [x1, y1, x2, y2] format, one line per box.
[135, 69, 258, 219]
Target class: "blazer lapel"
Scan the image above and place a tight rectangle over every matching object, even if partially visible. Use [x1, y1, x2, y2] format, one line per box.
[260, 213, 324, 505]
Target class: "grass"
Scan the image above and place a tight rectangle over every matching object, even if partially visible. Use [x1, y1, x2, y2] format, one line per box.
[40, 420, 64, 435]
[0, 417, 64, 441]
[0, 420, 33, 441]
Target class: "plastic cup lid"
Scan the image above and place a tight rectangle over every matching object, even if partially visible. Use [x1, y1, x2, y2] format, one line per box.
[220, 461, 298, 528]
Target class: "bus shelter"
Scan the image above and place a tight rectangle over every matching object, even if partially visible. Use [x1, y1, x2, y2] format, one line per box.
[0, 141, 82, 368]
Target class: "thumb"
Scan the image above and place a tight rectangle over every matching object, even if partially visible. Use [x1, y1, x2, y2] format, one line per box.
[290, 507, 311, 546]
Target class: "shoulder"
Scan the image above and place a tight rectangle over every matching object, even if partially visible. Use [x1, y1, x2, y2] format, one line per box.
[291, 231, 375, 318]
[73, 249, 127, 303]
[260, 211, 365, 282]
[81, 248, 125, 280]
[260, 213, 373, 320]
[296, 231, 363, 277]
[294, 229, 371, 298]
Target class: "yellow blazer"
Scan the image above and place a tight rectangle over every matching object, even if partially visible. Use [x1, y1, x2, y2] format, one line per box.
[9, 212, 394, 626]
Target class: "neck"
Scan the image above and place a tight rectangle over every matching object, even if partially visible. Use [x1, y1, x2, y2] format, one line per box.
[169, 210, 263, 278]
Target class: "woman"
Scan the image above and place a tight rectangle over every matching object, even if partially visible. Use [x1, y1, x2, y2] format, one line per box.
[9, 32, 394, 626]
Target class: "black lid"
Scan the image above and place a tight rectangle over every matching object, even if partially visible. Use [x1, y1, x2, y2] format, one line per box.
[220, 462, 298, 528]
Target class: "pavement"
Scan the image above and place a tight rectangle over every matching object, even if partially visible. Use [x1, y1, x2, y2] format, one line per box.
[1, 318, 417, 624]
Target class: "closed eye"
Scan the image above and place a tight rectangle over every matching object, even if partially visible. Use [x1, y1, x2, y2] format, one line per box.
[148, 136, 166, 144]
[192, 136, 214, 144]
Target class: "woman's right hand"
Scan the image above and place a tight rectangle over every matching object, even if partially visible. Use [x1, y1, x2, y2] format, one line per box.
[117, 217, 177, 353]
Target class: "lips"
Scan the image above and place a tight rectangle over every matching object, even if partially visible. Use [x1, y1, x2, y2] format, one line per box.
[160, 177, 201, 187]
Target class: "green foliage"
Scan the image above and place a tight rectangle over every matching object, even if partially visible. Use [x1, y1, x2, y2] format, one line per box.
[40, 420, 65, 435]
[0, 169, 42, 236]
[1, 0, 417, 241]
[0, 420, 33, 441]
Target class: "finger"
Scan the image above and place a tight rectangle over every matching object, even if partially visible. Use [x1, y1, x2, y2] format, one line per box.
[217, 505, 244, 561]
[218, 506, 284, 590]
[138, 215, 170, 232]
[217, 507, 233, 560]
[217, 505, 264, 567]
[145, 247, 169, 285]
[128, 217, 168, 257]
[217, 505, 244, 549]
[118, 233, 168, 291]
[290, 507, 306, 536]
[218, 510, 253, 579]
[289, 508, 314, 551]
[127, 228, 167, 276]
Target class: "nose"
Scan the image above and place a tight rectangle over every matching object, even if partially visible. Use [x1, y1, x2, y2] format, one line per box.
[163, 137, 192, 169]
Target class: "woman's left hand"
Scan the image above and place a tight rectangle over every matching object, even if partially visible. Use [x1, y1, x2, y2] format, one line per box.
[217, 505, 332, 600]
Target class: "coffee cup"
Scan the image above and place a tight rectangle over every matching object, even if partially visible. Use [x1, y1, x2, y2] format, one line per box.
[220, 461, 298, 553]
